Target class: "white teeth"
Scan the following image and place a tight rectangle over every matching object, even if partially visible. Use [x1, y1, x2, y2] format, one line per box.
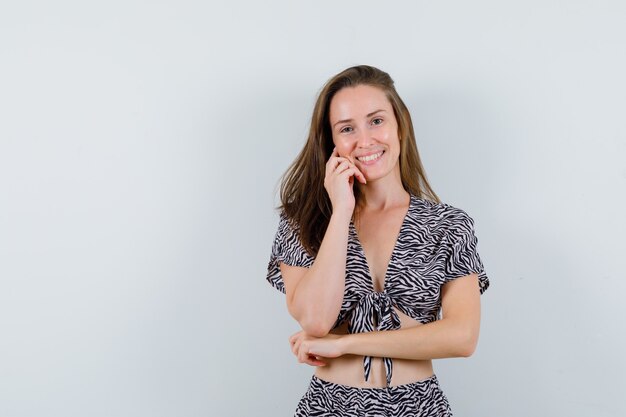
[357, 151, 383, 162]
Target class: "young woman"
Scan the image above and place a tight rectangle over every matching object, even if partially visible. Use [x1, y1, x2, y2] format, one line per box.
[266, 65, 489, 416]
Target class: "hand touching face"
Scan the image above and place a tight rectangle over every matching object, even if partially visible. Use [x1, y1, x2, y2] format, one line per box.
[323, 146, 366, 217]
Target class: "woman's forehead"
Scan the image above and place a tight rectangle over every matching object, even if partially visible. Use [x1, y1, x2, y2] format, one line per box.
[329, 85, 391, 121]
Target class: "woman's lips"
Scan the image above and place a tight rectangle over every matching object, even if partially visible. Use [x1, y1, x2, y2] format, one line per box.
[356, 150, 385, 166]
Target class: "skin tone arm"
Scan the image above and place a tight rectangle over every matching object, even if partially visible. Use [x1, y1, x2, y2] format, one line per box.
[281, 147, 366, 338]
[280, 213, 351, 337]
[289, 273, 481, 365]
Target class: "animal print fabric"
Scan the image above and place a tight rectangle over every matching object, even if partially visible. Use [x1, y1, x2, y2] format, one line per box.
[267, 193, 489, 386]
[294, 375, 453, 417]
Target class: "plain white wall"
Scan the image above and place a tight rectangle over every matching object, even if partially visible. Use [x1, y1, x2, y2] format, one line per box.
[1, 1, 625, 416]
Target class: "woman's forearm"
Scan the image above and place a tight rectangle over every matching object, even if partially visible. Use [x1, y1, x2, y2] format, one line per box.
[288, 211, 352, 336]
[339, 317, 480, 360]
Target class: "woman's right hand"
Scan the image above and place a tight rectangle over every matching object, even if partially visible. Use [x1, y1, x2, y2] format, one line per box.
[324, 147, 366, 217]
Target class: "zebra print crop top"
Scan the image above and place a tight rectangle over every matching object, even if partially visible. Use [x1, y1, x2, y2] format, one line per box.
[266, 193, 489, 387]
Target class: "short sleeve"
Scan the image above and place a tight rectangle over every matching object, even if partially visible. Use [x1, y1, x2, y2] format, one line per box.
[443, 210, 490, 294]
[266, 211, 315, 293]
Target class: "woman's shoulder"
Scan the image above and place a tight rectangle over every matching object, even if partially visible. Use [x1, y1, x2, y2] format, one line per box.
[410, 194, 475, 232]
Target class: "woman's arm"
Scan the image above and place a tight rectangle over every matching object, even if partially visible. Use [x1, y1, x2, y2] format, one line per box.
[281, 211, 352, 338]
[289, 273, 481, 364]
[281, 148, 365, 339]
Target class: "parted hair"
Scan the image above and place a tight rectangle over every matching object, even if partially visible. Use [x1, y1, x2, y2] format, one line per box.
[275, 64, 440, 257]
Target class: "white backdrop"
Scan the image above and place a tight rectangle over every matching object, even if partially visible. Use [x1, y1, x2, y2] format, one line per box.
[1, 1, 625, 416]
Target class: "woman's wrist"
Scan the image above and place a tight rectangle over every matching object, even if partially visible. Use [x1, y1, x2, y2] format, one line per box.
[330, 210, 353, 226]
[337, 333, 354, 356]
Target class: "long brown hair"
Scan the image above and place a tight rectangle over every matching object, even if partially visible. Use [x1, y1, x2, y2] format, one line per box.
[275, 65, 440, 256]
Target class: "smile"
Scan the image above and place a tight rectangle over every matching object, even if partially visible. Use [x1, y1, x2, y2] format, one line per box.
[356, 151, 384, 164]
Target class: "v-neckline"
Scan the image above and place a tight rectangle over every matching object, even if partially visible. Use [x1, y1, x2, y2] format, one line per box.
[349, 194, 414, 292]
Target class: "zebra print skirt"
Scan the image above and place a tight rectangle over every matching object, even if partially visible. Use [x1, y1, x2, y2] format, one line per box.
[294, 374, 452, 416]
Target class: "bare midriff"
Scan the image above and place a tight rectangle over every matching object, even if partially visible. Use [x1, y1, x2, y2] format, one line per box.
[314, 306, 434, 388]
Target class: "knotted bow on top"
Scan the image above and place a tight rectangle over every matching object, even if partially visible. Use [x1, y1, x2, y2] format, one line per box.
[348, 291, 402, 387]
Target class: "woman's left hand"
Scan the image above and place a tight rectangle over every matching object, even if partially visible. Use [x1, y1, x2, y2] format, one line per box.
[288, 330, 345, 367]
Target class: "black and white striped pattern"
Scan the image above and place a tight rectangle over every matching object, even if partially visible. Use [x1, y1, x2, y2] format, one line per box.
[267, 193, 489, 387]
[294, 374, 453, 416]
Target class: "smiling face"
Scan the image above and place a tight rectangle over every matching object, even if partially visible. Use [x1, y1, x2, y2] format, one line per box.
[329, 84, 401, 183]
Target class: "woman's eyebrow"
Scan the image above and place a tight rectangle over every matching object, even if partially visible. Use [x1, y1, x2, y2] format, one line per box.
[333, 109, 386, 128]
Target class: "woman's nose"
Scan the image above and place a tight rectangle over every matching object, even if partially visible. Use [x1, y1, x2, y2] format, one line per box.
[355, 127, 375, 146]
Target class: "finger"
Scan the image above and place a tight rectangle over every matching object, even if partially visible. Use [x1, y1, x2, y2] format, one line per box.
[356, 168, 366, 184]
[347, 164, 366, 184]
[326, 147, 339, 167]
[337, 167, 358, 180]
[298, 341, 312, 363]
[290, 336, 298, 355]
[328, 156, 366, 184]
[336, 158, 364, 181]
[326, 161, 349, 181]
[327, 149, 351, 168]
[313, 355, 327, 366]
[303, 354, 327, 367]
[298, 346, 308, 363]
[347, 159, 366, 183]
[293, 339, 301, 357]
[328, 155, 348, 171]
[333, 160, 352, 174]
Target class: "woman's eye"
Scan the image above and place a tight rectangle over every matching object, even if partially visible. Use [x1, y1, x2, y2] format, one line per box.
[340, 126, 353, 133]
[372, 118, 383, 125]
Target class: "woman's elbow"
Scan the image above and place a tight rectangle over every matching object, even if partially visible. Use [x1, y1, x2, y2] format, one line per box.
[456, 328, 479, 357]
[299, 316, 334, 337]
[302, 323, 330, 337]
[287, 306, 332, 336]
